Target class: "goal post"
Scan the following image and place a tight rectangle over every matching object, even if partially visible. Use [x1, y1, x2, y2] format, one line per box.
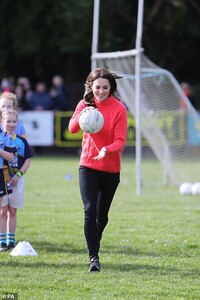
[92, 49, 200, 187]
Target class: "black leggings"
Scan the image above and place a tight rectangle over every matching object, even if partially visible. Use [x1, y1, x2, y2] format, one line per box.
[79, 166, 120, 259]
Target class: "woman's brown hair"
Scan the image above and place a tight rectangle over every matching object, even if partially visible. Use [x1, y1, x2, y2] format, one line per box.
[84, 68, 122, 106]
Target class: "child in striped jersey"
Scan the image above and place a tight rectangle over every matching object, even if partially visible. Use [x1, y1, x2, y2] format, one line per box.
[0, 125, 16, 251]
[0, 92, 27, 250]
[0, 110, 33, 251]
[0, 127, 16, 204]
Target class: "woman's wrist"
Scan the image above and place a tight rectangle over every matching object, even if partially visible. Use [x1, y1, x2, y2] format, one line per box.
[101, 147, 107, 154]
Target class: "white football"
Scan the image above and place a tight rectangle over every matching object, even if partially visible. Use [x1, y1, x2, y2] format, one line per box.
[191, 182, 200, 195]
[179, 182, 192, 195]
[79, 107, 104, 134]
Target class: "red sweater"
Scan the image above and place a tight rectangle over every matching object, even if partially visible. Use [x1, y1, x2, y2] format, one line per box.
[68, 95, 127, 173]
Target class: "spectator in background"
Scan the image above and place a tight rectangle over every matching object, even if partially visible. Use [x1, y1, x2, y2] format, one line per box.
[0, 78, 12, 93]
[180, 82, 197, 110]
[17, 77, 33, 110]
[29, 82, 53, 111]
[14, 85, 27, 111]
[23, 79, 33, 107]
[50, 75, 71, 111]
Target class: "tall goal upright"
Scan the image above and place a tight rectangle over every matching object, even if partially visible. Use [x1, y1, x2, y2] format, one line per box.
[92, 49, 200, 187]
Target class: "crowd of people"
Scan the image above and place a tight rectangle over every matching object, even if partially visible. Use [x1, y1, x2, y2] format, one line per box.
[0, 75, 73, 112]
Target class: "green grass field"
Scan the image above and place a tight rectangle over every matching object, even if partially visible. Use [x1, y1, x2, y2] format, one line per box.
[0, 155, 200, 300]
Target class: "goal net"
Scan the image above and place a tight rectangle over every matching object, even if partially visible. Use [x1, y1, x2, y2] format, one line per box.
[92, 49, 200, 186]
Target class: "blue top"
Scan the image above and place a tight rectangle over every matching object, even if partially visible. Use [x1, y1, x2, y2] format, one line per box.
[7, 134, 33, 177]
[0, 129, 16, 168]
[16, 122, 26, 137]
[29, 92, 53, 110]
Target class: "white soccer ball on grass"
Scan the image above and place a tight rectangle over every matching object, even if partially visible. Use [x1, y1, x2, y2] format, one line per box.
[191, 182, 200, 195]
[79, 107, 104, 134]
[179, 182, 192, 195]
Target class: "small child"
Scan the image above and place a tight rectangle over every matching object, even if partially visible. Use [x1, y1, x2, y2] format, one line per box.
[0, 92, 26, 138]
[0, 126, 16, 207]
[0, 123, 16, 252]
[0, 110, 33, 251]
